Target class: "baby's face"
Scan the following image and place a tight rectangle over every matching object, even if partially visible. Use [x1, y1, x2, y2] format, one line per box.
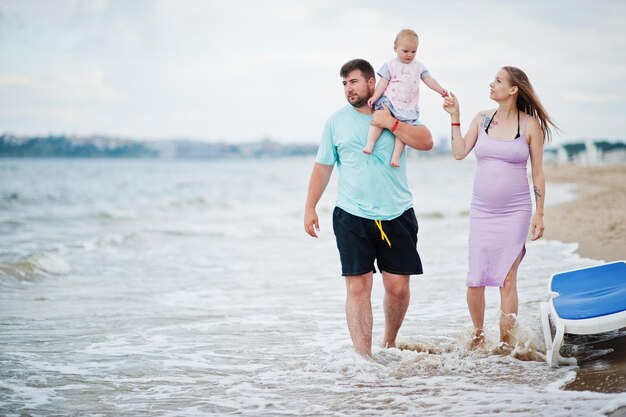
[394, 36, 418, 64]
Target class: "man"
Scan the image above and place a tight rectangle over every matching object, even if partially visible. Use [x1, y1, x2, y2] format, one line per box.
[304, 59, 433, 357]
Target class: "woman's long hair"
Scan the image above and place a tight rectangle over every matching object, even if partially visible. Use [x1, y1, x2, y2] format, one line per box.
[502, 66, 559, 144]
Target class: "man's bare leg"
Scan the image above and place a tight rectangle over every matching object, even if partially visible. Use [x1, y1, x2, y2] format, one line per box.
[345, 273, 374, 357]
[381, 272, 410, 348]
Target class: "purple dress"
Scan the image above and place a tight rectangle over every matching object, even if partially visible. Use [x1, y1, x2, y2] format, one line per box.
[467, 114, 532, 287]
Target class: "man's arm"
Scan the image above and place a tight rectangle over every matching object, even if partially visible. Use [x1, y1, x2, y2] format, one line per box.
[304, 162, 334, 238]
[370, 104, 433, 151]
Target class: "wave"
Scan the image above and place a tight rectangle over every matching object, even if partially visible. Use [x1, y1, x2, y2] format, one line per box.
[147, 227, 229, 238]
[95, 209, 137, 220]
[2, 191, 20, 202]
[61, 231, 140, 252]
[419, 211, 446, 219]
[0, 219, 25, 234]
[0, 192, 21, 210]
[0, 252, 71, 279]
[413, 210, 471, 219]
[165, 195, 236, 210]
[95, 232, 138, 247]
[168, 196, 211, 208]
[1, 191, 77, 205]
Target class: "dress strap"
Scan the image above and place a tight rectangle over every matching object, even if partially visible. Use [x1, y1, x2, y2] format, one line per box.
[486, 110, 524, 139]
[484, 110, 497, 133]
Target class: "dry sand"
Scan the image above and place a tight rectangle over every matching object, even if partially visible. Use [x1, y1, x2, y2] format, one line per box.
[542, 163, 626, 399]
[543, 163, 626, 262]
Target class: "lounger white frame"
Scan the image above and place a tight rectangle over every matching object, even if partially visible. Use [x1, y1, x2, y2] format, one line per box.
[540, 261, 626, 367]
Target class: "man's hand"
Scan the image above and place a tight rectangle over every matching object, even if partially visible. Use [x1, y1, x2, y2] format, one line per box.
[304, 208, 320, 238]
[371, 103, 394, 130]
[304, 163, 333, 238]
[373, 103, 433, 150]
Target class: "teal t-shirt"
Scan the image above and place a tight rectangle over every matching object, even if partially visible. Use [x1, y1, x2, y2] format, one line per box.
[316, 105, 413, 220]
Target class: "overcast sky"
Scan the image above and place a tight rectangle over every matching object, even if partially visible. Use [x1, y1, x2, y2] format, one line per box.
[1, 0, 625, 145]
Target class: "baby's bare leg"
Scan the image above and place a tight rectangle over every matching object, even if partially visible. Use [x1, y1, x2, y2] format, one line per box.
[390, 137, 405, 167]
[363, 125, 383, 154]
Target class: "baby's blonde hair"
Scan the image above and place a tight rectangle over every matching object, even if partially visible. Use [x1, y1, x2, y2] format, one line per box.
[394, 29, 418, 45]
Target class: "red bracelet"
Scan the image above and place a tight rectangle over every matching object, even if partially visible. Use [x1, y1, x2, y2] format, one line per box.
[390, 119, 399, 133]
[451, 122, 461, 126]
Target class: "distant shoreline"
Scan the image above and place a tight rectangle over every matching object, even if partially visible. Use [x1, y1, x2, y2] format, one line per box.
[0, 135, 318, 159]
[2, 133, 625, 161]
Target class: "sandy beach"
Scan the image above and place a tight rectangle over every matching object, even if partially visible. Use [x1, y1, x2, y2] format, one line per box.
[543, 163, 626, 262]
[543, 163, 626, 401]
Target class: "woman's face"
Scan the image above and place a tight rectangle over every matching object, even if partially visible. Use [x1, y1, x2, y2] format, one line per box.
[489, 69, 514, 100]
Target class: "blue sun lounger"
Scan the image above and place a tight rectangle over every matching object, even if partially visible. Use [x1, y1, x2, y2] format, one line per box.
[540, 260, 626, 367]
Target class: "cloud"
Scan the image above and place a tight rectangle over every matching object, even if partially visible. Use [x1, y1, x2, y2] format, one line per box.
[0, 70, 115, 101]
[0, 0, 625, 143]
[561, 92, 620, 105]
[0, 74, 32, 87]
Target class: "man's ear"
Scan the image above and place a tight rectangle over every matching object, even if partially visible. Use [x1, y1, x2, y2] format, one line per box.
[368, 76, 376, 90]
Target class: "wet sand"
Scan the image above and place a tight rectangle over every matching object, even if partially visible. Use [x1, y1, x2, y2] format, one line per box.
[563, 332, 626, 393]
[543, 163, 626, 397]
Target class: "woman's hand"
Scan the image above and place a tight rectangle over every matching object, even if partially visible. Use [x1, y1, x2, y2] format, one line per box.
[530, 212, 545, 240]
[443, 91, 459, 116]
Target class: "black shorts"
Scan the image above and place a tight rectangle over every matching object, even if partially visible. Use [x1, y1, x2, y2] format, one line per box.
[332, 207, 423, 276]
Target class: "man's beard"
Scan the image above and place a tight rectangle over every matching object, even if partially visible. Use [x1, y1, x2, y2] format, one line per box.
[347, 92, 371, 108]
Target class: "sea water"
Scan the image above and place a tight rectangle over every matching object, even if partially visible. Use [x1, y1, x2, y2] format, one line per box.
[0, 156, 624, 416]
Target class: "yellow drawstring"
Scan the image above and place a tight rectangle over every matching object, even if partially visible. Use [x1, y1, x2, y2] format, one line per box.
[374, 220, 391, 247]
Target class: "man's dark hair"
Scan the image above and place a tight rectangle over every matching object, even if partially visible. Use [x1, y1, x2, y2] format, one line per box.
[339, 59, 375, 81]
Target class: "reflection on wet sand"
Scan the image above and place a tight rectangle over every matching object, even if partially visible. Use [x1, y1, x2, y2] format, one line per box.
[564, 331, 626, 394]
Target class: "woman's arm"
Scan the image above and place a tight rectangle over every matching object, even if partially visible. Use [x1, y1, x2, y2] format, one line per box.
[442, 92, 480, 160]
[370, 104, 433, 151]
[527, 117, 546, 240]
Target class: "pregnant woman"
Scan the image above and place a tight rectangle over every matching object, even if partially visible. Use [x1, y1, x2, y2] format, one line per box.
[443, 66, 558, 348]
